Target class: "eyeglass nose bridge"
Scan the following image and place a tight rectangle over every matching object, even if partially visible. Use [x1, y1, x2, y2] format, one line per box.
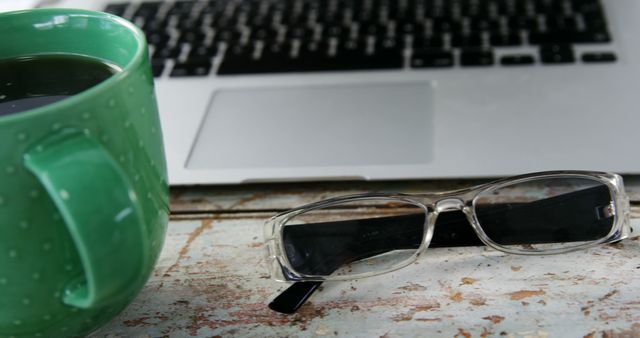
[427, 196, 480, 233]
[433, 197, 468, 213]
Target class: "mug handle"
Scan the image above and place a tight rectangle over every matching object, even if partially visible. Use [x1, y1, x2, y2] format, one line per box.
[23, 130, 148, 309]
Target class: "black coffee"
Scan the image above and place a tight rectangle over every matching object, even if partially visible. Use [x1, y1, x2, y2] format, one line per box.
[0, 55, 121, 116]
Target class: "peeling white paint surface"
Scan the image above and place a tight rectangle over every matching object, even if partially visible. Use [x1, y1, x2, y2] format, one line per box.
[91, 180, 640, 337]
[91, 219, 640, 337]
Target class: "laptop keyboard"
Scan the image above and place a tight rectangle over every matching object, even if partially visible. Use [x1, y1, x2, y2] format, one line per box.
[104, 0, 617, 77]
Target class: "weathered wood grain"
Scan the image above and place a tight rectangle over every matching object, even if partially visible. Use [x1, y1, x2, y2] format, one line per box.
[170, 176, 640, 214]
[89, 179, 640, 337]
[90, 217, 640, 337]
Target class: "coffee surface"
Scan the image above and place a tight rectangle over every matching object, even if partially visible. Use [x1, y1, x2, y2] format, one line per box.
[0, 55, 120, 116]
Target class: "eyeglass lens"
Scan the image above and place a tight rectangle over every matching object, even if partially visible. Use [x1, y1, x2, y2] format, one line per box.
[474, 177, 615, 251]
[282, 200, 426, 278]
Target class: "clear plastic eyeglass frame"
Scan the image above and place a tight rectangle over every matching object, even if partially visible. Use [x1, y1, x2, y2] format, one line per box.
[264, 171, 632, 283]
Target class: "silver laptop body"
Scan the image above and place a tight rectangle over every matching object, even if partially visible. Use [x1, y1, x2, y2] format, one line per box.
[46, 0, 640, 185]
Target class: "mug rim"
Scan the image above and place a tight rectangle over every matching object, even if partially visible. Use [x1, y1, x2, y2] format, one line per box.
[0, 8, 148, 124]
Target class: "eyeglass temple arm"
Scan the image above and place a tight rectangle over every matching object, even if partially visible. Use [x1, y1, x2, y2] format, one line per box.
[268, 281, 322, 314]
[269, 184, 614, 314]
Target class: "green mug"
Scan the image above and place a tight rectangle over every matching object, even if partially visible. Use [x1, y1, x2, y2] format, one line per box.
[0, 9, 169, 338]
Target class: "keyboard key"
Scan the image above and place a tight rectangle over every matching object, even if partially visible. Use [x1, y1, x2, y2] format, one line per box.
[451, 33, 484, 48]
[528, 31, 561, 44]
[143, 19, 170, 35]
[507, 17, 539, 31]
[397, 22, 424, 35]
[580, 6, 609, 30]
[432, 18, 461, 34]
[178, 29, 206, 45]
[546, 16, 578, 33]
[151, 59, 165, 77]
[411, 49, 454, 68]
[460, 48, 494, 66]
[153, 45, 182, 60]
[412, 35, 445, 49]
[490, 32, 522, 46]
[360, 22, 387, 36]
[248, 15, 271, 31]
[177, 18, 203, 32]
[146, 32, 171, 49]
[218, 45, 402, 75]
[249, 28, 280, 43]
[134, 2, 162, 20]
[170, 59, 212, 77]
[358, 50, 404, 70]
[375, 36, 404, 53]
[584, 14, 608, 32]
[168, 1, 196, 17]
[461, 1, 490, 17]
[582, 52, 617, 63]
[469, 19, 501, 33]
[339, 39, 367, 54]
[530, 29, 610, 44]
[326, 53, 372, 71]
[572, 30, 611, 43]
[104, 3, 129, 17]
[214, 30, 242, 44]
[501, 54, 535, 66]
[312, 45, 403, 72]
[189, 45, 218, 60]
[574, 0, 605, 14]
[265, 43, 295, 59]
[540, 44, 575, 64]
[305, 39, 337, 54]
[226, 44, 254, 59]
[216, 58, 265, 75]
[218, 46, 303, 75]
[287, 26, 315, 40]
[212, 17, 238, 31]
[325, 26, 349, 39]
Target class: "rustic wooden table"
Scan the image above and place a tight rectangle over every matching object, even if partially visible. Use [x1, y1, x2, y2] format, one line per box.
[90, 177, 640, 338]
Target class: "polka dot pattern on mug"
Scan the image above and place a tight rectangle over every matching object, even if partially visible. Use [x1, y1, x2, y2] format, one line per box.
[0, 51, 168, 338]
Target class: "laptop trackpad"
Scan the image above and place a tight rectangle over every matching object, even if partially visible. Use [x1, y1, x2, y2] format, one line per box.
[186, 82, 435, 170]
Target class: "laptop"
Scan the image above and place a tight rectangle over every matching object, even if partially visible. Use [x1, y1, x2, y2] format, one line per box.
[33, 0, 640, 185]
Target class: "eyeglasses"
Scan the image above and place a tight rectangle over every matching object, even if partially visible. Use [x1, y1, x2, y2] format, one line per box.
[263, 171, 633, 314]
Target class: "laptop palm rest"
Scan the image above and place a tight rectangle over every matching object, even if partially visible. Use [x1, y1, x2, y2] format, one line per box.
[186, 82, 435, 172]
